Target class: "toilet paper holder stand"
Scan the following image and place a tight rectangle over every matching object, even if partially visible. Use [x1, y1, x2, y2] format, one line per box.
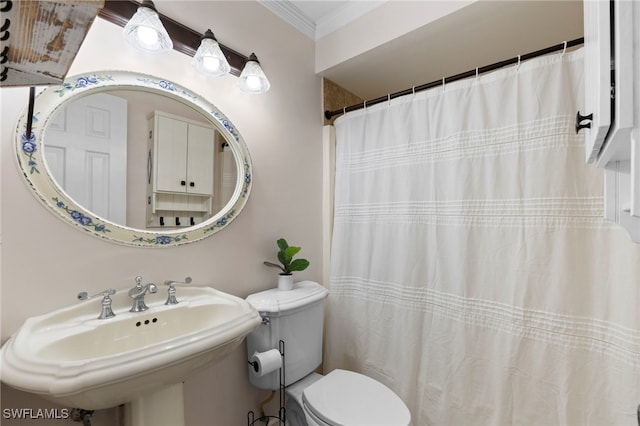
[247, 339, 286, 426]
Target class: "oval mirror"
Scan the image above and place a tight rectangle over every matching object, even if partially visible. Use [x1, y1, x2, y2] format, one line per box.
[15, 71, 252, 247]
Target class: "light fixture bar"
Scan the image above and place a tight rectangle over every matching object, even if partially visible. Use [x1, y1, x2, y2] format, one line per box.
[99, 0, 249, 77]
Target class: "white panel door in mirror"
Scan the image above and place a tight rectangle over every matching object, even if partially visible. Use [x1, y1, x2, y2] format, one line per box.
[44, 93, 128, 224]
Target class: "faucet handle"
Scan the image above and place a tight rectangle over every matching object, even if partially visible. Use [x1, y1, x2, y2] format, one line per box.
[77, 288, 116, 301]
[164, 277, 192, 305]
[164, 277, 192, 287]
[77, 289, 116, 320]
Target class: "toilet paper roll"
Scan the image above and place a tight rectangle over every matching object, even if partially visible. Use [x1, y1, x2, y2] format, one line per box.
[249, 349, 282, 377]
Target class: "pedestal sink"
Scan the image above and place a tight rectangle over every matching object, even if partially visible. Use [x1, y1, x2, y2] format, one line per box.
[0, 286, 261, 424]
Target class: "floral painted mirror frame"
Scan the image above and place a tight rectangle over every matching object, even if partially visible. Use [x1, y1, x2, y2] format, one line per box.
[15, 71, 252, 247]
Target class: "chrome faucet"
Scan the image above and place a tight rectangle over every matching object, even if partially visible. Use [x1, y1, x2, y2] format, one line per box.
[78, 288, 117, 319]
[164, 277, 192, 305]
[128, 276, 158, 312]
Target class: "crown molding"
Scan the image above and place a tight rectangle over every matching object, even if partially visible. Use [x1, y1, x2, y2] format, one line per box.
[258, 0, 315, 39]
[259, 0, 386, 41]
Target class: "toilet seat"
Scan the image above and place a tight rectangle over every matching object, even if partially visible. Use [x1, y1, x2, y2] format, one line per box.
[301, 369, 411, 426]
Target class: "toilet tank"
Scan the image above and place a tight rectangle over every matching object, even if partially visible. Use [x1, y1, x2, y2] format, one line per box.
[245, 281, 329, 390]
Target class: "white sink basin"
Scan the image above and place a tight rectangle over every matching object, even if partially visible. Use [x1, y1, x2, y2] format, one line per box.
[0, 286, 261, 409]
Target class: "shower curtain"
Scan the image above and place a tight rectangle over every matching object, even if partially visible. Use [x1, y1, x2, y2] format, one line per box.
[324, 49, 640, 425]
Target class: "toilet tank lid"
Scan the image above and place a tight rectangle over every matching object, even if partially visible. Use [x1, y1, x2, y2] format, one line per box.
[246, 280, 328, 314]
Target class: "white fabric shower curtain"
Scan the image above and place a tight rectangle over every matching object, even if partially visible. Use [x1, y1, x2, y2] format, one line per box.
[325, 49, 640, 426]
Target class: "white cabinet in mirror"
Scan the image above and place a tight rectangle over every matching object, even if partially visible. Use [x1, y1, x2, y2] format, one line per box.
[15, 71, 252, 247]
[146, 110, 234, 228]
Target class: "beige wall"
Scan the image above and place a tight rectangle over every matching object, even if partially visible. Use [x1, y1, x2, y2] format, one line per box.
[0, 2, 322, 425]
[315, 0, 474, 74]
[322, 79, 363, 126]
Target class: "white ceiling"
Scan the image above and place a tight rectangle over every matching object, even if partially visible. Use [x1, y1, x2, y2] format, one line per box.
[260, 0, 584, 101]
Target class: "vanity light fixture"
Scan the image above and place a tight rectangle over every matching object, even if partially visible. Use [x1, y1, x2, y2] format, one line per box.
[122, 0, 172, 54]
[237, 53, 271, 94]
[191, 29, 231, 77]
[100, 1, 270, 92]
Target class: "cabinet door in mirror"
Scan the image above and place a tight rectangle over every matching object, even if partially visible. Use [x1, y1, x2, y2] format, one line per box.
[15, 71, 252, 247]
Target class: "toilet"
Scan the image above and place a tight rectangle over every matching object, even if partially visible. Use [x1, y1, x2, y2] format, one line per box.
[246, 281, 411, 426]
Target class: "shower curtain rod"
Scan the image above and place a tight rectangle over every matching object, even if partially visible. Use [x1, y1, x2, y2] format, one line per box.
[324, 37, 584, 120]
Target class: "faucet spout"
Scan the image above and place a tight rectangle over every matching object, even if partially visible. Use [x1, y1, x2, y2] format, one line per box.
[129, 277, 158, 312]
[128, 283, 157, 299]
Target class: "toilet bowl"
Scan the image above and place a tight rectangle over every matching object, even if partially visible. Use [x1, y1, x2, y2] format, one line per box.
[246, 281, 411, 426]
[285, 370, 411, 426]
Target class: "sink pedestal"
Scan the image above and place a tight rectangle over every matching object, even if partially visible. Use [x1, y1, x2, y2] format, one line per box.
[124, 383, 185, 426]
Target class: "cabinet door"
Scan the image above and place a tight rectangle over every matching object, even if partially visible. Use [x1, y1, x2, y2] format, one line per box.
[156, 115, 189, 193]
[596, 0, 635, 167]
[186, 123, 215, 196]
[583, 0, 611, 164]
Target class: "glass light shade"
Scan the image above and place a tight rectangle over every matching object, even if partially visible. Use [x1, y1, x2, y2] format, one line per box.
[192, 31, 231, 77]
[237, 53, 271, 94]
[123, 2, 173, 54]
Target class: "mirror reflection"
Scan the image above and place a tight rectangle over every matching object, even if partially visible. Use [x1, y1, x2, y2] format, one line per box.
[43, 90, 237, 230]
[16, 70, 252, 247]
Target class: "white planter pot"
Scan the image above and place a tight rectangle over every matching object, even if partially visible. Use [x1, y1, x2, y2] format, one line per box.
[278, 274, 294, 291]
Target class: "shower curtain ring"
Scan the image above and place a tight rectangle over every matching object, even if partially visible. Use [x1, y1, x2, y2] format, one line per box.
[516, 55, 521, 71]
[387, 94, 391, 106]
[561, 41, 567, 57]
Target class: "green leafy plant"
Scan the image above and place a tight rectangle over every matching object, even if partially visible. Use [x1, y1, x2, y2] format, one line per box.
[263, 238, 310, 275]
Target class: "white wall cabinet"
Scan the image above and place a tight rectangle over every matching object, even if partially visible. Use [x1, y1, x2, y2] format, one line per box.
[581, 0, 639, 242]
[147, 111, 215, 228]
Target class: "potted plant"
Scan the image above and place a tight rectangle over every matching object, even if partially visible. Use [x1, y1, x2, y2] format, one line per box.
[264, 238, 310, 290]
